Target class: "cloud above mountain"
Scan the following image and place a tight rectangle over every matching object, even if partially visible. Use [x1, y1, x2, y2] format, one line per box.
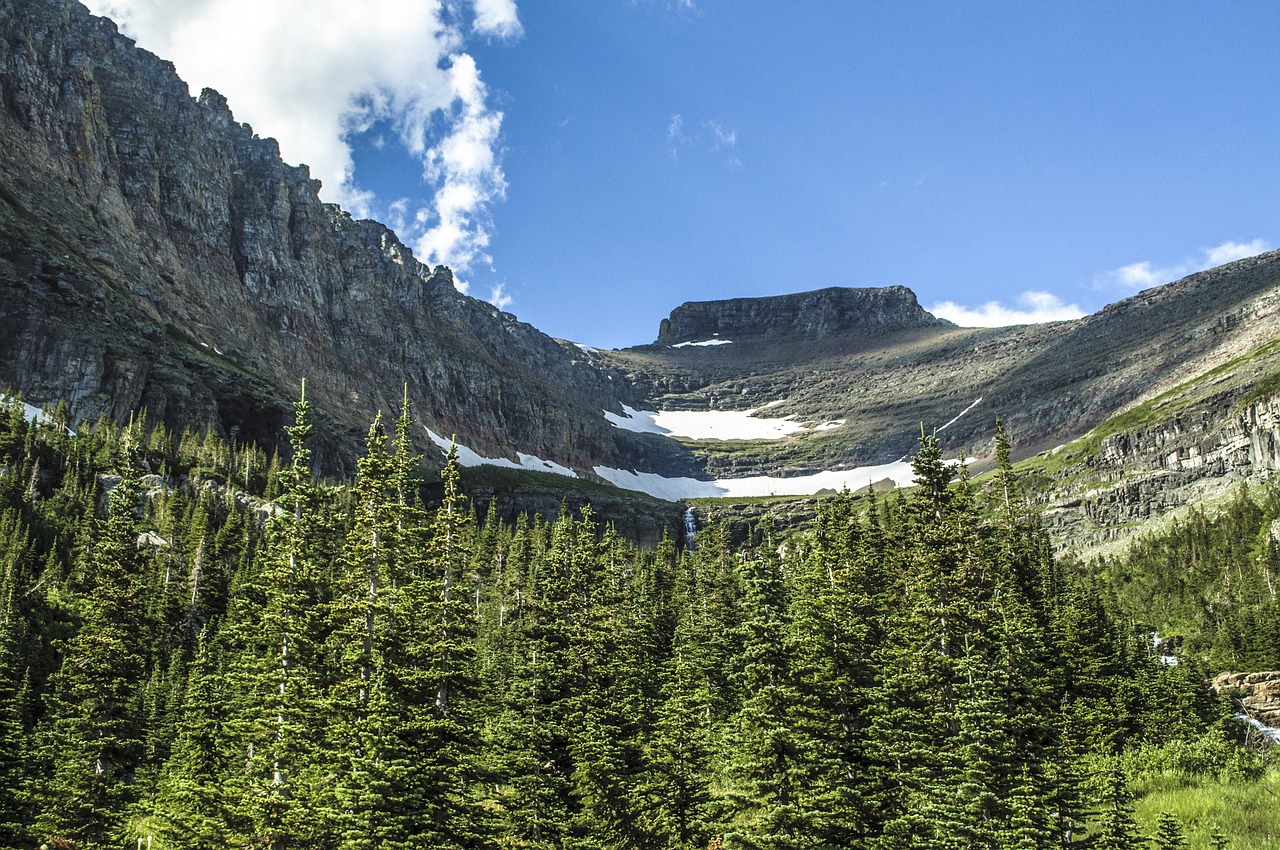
[84, 0, 518, 284]
[930, 291, 1085, 327]
[1100, 239, 1272, 293]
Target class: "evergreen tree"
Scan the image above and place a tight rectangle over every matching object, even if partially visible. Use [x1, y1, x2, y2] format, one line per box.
[35, 472, 148, 849]
[715, 525, 813, 850]
[1091, 765, 1146, 850]
[219, 386, 332, 848]
[1152, 812, 1187, 850]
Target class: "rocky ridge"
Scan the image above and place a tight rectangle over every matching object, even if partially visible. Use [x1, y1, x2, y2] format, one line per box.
[0, 0, 647, 476]
[654, 285, 952, 345]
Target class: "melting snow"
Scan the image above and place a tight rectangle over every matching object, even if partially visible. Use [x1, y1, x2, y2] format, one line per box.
[672, 339, 734, 348]
[599, 395, 982, 500]
[937, 397, 984, 433]
[594, 458, 919, 500]
[604, 404, 808, 441]
[1, 395, 74, 435]
[574, 343, 599, 354]
[424, 428, 578, 478]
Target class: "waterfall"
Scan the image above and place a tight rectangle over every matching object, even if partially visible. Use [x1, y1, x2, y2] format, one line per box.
[683, 507, 697, 552]
[1233, 712, 1280, 745]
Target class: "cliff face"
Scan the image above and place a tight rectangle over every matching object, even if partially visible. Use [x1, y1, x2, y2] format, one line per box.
[654, 285, 952, 345]
[0, 0, 635, 473]
[1035, 384, 1280, 555]
[1212, 672, 1280, 728]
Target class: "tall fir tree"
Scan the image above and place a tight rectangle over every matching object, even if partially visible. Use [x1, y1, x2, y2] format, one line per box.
[35, 471, 149, 849]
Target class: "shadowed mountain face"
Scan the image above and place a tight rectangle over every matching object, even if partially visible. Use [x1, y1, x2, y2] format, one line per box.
[4, 0, 1280, 515]
[0, 0, 659, 476]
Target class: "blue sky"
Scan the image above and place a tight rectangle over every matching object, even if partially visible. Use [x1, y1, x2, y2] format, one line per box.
[85, 0, 1280, 348]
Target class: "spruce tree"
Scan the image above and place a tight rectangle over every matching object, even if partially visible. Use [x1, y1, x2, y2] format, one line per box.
[218, 386, 331, 848]
[35, 472, 148, 848]
[1153, 812, 1187, 850]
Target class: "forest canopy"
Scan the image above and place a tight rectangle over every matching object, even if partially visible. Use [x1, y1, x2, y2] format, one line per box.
[0, 397, 1264, 849]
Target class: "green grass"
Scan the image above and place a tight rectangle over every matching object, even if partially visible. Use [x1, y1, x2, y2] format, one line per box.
[1134, 766, 1280, 848]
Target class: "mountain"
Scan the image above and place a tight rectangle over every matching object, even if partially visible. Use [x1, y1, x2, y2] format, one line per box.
[4, 0, 1280, 554]
[604, 251, 1280, 477]
[0, 0, 666, 478]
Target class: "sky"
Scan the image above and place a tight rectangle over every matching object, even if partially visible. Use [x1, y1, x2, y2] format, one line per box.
[82, 0, 1280, 349]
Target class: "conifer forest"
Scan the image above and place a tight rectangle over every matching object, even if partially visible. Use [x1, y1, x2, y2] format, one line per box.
[0, 395, 1275, 850]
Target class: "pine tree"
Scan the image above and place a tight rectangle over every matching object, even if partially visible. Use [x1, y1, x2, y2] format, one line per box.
[393, 443, 483, 847]
[219, 385, 332, 848]
[326, 413, 416, 849]
[0, 550, 31, 848]
[155, 630, 232, 848]
[35, 472, 149, 848]
[716, 524, 813, 850]
[1153, 812, 1187, 850]
[1091, 765, 1146, 849]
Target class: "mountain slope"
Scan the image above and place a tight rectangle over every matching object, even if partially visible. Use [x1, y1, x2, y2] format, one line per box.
[0, 0, 658, 475]
[5, 0, 1280, 557]
[601, 251, 1280, 488]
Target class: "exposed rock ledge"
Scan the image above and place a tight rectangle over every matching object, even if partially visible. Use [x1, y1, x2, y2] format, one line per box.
[1210, 671, 1280, 727]
[654, 285, 953, 345]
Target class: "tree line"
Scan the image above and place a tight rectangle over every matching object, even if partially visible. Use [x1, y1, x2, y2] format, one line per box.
[0, 395, 1253, 849]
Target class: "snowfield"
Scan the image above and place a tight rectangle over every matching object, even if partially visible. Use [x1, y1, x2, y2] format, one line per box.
[604, 404, 809, 440]
[425, 428, 578, 478]
[428, 394, 983, 501]
[671, 338, 734, 348]
[594, 458, 920, 500]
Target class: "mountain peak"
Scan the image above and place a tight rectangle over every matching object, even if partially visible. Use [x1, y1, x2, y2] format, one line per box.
[653, 285, 952, 345]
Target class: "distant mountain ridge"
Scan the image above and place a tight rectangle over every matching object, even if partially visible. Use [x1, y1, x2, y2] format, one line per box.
[5, 0, 1280, 554]
[654, 285, 952, 345]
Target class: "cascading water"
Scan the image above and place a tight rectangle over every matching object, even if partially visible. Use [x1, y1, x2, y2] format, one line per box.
[1233, 712, 1280, 744]
[683, 507, 697, 552]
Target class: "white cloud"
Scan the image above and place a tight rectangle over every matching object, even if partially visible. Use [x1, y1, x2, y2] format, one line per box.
[704, 120, 736, 149]
[473, 0, 522, 38]
[930, 290, 1085, 327]
[1206, 239, 1271, 266]
[488, 282, 512, 310]
[667, 114, 685, 159]
[667, 115, 739, 165]
[83, 0, 516, 276]
[1099, 238, 1273, 293]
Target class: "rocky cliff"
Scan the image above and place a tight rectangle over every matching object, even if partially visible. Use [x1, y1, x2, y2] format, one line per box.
[654, 285, 952, 345]
[0, 0, 645, 474]
[8, 0, 1280, 552]
[1211, 671, 1280, 728]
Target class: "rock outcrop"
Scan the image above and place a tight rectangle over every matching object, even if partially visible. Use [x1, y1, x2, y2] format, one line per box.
[0, 0, 642, 475]
[1211, 671, 1280, 728]
[654, 285, 952, 345]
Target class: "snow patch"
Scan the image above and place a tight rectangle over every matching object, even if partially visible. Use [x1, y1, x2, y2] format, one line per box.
[594, 458, 920, 501]
[1, 395, 74, 435]
[936, 397, 983, 433]
[672, 339, 734, 348]
[604, 404, 808, 441]
[574, 343, 599, 354]
[598, 395, 983, 499]
[424, 428, 578, 478]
